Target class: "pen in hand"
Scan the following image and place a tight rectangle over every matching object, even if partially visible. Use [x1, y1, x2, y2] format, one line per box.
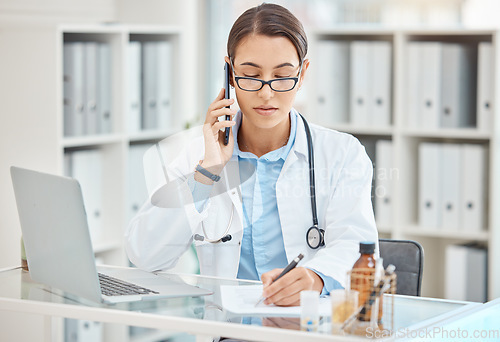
[255, 253, 304, 307]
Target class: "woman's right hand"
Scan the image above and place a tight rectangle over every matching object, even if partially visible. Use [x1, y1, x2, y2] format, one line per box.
[195, 88, 237, 184]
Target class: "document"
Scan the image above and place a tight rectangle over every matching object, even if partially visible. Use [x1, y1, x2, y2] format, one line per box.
[220, 285, 331, 316]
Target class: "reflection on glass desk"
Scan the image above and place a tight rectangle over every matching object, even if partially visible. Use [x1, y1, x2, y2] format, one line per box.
[0, 265, 489, 341]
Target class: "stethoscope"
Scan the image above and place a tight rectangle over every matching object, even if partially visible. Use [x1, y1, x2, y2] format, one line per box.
[158, 114, 325, 249]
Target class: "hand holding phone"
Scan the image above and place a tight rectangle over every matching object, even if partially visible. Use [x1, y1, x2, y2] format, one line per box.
[223, 62, 231, 145]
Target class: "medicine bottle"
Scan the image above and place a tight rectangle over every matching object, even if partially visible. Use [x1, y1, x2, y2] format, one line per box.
[300, 290, 319, 332]
[350, 241, 376, 321]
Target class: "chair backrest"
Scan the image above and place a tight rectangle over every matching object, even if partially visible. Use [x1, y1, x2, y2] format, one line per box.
[378, 239, 424, 296]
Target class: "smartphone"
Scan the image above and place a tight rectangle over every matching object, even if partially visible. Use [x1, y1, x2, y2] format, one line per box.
[223, 62, 231, 145]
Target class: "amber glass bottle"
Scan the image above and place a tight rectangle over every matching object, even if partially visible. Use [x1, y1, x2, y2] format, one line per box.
[350, 241, 376, 321]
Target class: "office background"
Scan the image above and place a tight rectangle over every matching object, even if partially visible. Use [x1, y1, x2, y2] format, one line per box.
[1, 0, 499, 341]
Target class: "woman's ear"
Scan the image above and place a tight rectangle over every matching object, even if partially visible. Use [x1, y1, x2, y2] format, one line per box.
[224, 56, 235, 87]
[297, 58, 310, 89]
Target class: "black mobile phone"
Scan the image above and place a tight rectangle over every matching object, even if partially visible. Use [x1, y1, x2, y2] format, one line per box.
[223, 62, 231, 145]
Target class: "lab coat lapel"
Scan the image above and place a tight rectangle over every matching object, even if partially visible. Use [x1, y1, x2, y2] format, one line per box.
[277, 111, 311, 262]
[224, 156, 243, 229]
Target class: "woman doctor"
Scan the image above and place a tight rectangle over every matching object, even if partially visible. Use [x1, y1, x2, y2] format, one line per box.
[125, 3, 378, 307]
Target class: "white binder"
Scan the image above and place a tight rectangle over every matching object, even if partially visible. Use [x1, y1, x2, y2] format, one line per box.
[419, 42, 441, 130]
[370, 41, 391, 127]
[316, 40, 350, 125]
[70, 149, 103, 245]
[128, 144, 152, 222]
[350, 41, 370, 126]
[445, 244, 487, 302]
[460, 144, 487, 232]
[85, 42, 99, 135]
[375, 140, 393, 227]
[142, 42, 159, 130]
[418, 142, 441, 228]
[477, 42, 493, 132]
[157, 41, 173, 130]
[407, 43, 421, 128]
[440, 44, 475, 128]
[63, 42, 86, 136]
[98, 43, 112, 134]
[440, 143, 461, 230]
[128, 41, 142, 133]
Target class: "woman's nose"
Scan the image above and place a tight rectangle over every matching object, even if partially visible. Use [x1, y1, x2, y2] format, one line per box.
[257, 83, 274, 100]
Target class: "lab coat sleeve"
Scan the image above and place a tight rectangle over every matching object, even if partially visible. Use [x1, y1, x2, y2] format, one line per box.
[124, 145, 215, 272]
[302, 137, 378, 288]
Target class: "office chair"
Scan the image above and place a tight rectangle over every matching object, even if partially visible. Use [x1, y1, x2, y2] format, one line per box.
[378, 239, 424, 296]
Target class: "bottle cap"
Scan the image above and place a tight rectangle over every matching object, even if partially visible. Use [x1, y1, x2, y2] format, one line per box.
[359, 241, 375, 254]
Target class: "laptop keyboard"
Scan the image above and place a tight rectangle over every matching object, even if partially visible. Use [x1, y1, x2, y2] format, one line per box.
[98, 273, 159, 297]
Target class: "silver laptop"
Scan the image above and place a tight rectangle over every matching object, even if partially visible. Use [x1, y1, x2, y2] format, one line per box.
[10, 166, 212, 304]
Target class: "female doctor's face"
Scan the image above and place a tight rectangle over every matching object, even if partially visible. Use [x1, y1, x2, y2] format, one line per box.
[226, 34, 309, 130]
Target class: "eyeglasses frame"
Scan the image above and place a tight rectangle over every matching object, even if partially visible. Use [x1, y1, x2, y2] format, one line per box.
[229, 58, 304, 92]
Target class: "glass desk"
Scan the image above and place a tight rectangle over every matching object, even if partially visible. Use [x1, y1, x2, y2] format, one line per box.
[0, 265, 484, 342]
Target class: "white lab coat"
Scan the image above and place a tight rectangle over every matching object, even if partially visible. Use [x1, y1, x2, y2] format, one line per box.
[125, 110, 378, 288]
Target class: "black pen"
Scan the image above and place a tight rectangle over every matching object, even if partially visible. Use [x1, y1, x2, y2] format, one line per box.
[255, 253, 304, 306]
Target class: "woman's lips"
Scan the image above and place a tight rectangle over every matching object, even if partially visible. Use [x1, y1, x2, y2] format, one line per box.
[254, 107, 278, 116]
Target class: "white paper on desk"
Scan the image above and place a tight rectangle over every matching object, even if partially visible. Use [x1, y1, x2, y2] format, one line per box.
[220, 285, 331, 316]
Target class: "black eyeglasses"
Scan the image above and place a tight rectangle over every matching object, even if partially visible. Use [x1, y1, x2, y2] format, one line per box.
[230, 59, 303, 92]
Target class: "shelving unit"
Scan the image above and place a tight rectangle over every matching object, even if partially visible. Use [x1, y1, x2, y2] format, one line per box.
[308, 28, 500, 301]
[57, 24, 187, 342]
[57, 24, 186, 263]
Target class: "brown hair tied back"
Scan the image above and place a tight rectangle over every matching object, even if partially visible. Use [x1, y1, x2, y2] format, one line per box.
[227, 3, 308, 63]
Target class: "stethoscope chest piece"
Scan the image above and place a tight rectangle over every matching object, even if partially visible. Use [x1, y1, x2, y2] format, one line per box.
[306, 226, 325, 249]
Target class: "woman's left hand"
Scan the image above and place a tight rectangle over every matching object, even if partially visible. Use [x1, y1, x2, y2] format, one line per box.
[260, 267, 324, 306]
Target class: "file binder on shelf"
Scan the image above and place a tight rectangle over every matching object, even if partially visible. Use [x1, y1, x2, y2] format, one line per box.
[157, 41, 173, 131]
[419, 42, 442, 130]
[128, 144, 152, 222]
[370, 41, 391, 127]
[440, 43, 476, 129]
[477, 42, 493, 132]
[444, 243, 487, 302]
[350, 41, 370, 126]
[128, 41, 142, 133]
[440, 143, 461, 230]
[67, 149, 103, 245]
[350, 41, 392, 127]
[460, 144, 487, 232]
[98, 43, 112, 134]
[63, 42, 86, 137]
[406, 43, 421, 128]
[316, 40, 350, 125]
[142, 42, 159, 130]
[375, 140, 393, 227]
[418, 142, 441, 228]
[85, 42, 99, 136]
